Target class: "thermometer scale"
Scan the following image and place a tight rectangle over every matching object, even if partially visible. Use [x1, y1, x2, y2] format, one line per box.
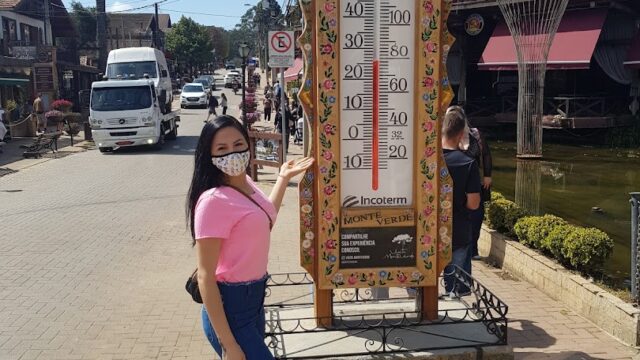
[340, 0, 415, 207]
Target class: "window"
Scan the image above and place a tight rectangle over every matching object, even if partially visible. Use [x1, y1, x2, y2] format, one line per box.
[182, 85, 204, 93]
[2, 18, 17, 41]
[91, 86, 152, 111]
[106, 61, 158, 79]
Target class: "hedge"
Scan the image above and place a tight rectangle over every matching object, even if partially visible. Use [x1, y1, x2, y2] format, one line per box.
[486, 196, 529, 237]
[493, 192, 615, 275]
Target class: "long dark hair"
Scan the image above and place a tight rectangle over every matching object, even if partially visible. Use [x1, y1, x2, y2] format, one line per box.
[186, 115, 250, 243]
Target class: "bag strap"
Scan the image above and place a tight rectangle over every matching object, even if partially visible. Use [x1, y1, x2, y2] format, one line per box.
[225, 184, 273, 230]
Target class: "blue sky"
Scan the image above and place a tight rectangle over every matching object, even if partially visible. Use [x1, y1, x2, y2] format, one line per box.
[62, 0, 265, 29]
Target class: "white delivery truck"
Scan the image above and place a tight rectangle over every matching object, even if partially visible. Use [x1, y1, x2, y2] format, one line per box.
[89, 79, 179, 153]
[105, 47, 173, 113]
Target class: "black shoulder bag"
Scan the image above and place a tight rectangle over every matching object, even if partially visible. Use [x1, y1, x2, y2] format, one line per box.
[186, 186, 273, 304]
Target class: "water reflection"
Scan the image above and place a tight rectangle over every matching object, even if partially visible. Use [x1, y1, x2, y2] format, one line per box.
[491, 142, 640, 284]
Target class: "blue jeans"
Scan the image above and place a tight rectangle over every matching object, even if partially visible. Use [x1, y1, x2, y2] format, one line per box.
[201, 275, 273, 359]
[443, 245, 471, 294]
[470, 203, 485, 257]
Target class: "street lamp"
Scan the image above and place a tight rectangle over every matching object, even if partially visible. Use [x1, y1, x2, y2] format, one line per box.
[238, 42, 250, 130]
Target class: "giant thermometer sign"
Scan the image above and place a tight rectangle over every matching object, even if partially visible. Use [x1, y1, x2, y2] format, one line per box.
[297, 0, 455, 322]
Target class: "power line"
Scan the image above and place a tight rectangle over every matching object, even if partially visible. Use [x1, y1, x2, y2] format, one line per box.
[159, 8, 242, 18]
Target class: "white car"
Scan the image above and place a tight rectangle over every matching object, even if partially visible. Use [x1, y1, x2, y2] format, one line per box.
[224, 71, 242, 88]
[180, 83, 208, 108]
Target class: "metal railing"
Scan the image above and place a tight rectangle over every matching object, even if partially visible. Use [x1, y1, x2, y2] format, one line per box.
[631, 193, 640, 303]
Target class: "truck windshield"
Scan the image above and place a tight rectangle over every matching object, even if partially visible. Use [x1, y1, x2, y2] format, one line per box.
[91, 86, 152, 111]
[107, 61, 158, 79]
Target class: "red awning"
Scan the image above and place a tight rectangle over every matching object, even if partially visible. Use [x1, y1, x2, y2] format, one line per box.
[478, 9, 607, 71]
[284, 58, 303, 81]
[624, 31, 640, 68]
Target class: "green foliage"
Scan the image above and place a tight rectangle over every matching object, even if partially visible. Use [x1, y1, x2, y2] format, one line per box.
[491, 191, 505, 201]
[544, 224, 575, 261]
[562, 227, 614, 274]
[166, 17, 214, 68]
[515, 215, 567, 250]
[487, 198, 528, 237]
[606, 117, 640, 148]
[70, 2, 96, 48]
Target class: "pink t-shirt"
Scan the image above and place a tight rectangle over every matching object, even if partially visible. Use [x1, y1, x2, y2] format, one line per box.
[194, 179, 277, 283]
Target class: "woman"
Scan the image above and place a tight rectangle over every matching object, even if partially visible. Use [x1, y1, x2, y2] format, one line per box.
[220, 93, 228, 115]
[186, 115, 313, 359]
[449, 106, 493, 261]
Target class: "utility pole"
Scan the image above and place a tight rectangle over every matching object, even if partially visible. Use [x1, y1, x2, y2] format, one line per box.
[43, 0, 50, 45]
[153, 3, 159, 49]
[96, 0, 107, 72]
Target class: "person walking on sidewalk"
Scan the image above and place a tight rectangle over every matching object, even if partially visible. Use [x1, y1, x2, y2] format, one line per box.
[441, 107, 481, 298]
[186, 115, 313, 360]
[220, 93, 228, 115]
[263, 98, 272, 122]
[205, 95, 219, 122]
[452, 106, 493, 261]
[33, 94, 46, 133]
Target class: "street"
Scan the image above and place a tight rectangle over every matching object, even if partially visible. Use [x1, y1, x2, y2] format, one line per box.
[0, 75, 303, 360]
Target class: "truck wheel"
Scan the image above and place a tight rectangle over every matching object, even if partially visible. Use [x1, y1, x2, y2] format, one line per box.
[154, 127, 165, 149]
[166, 124, 177, 140]
[99, 147, 113, 153]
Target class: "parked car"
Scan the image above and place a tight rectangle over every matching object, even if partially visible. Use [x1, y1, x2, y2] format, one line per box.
[193, 79, 212, 97]
[224, 70, 242, 88]
[195, 76, 216, 91]
[225, 62, 236, 70]
[180, 83, 207, 108]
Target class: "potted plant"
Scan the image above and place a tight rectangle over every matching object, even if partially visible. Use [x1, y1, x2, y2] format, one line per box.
[45, 110, 64, 128]
[51, 99, 73, 113]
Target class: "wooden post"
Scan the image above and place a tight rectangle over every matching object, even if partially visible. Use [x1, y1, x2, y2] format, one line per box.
[421, 286, 439, 321]
[314, 288, 332, 328]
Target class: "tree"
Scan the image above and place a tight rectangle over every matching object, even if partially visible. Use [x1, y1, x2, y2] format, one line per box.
[69, 2, 96, 49]
[165, 17, 214, 74]
[230, 0, 283, 66]
[206, 26, 229, 63]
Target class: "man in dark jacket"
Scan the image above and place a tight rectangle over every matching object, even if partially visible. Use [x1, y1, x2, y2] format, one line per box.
[442, 107, 481, 297]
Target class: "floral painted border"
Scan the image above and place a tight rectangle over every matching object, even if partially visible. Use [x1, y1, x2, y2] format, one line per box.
[298, 0, 316, 275]
[314, 0, 454, 289]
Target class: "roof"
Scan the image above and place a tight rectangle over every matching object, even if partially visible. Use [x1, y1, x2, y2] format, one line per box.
[107, 13, 171, 35]
[0, 0, 76, 37]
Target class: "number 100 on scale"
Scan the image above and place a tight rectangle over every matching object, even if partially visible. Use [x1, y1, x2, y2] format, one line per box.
[340, 0, 416, 208]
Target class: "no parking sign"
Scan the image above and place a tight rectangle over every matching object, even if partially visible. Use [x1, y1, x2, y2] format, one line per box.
[268, 31, 295, 68]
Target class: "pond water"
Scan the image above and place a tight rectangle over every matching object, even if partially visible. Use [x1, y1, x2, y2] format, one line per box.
[489, 142, 640, 285]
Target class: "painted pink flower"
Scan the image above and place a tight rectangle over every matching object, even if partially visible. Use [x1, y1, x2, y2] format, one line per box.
[424, 1, 434, 14]
[320, 44, 333, 55]
[324, 2, 335, 12]
[324, 185, 335, 196]
[421, 235, 433, 246]
[323, 124, 335, 136]
[325, 239, 337, 250]
[323, 210, 334, 221]
[425, 41, 436, 53]
[423, 206, 433, 217]
[438, 241, 447, 252]
[348, 274, 358, 285]
[304, 218, 312, 228]
[423, 121, 434, 132]
[322, 150, 333, 161]
[424, 147, 435, 157]
[423, 76, 435, 89]
[308, 248, 315, 257]
[422, 181, 433, 192]
[397, 272, 407, 283]
[323, 79, 334, 90]
[441, 214, 450, 222]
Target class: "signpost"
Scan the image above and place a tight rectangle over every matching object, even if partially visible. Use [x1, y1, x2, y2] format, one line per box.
[296, 0, 455, 326]
[268, 30, 295, 162]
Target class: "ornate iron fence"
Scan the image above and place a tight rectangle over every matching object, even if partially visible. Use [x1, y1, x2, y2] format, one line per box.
[264, 268, 508, 359]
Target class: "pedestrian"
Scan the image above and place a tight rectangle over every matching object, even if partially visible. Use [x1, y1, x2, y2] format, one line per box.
[33, 93, 46, 133]
[454, 106, 493, 261]
[264, 83, 271, 96]
[263, 98, 272, 122]
[205, 95, 219, 122]
[0, 106, 6, 153]
[186, 115, 313, 359]
[220, 93, 228, 115]
[274, 107, 292, 154]
[441, 106, 481, 298]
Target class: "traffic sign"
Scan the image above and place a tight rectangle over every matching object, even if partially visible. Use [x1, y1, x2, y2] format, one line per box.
[268, 31, 295, 68]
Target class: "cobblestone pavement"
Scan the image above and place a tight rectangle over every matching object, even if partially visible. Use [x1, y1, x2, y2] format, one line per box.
[1, 70, 638, 359]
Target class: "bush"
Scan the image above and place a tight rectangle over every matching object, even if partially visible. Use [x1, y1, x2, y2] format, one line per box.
[515, 215, 567, 250]
[491, 191, 505, 202]
[487, 198, 528, 237]
[544, 224, 575, 262]
[562, 227, 614, 274]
